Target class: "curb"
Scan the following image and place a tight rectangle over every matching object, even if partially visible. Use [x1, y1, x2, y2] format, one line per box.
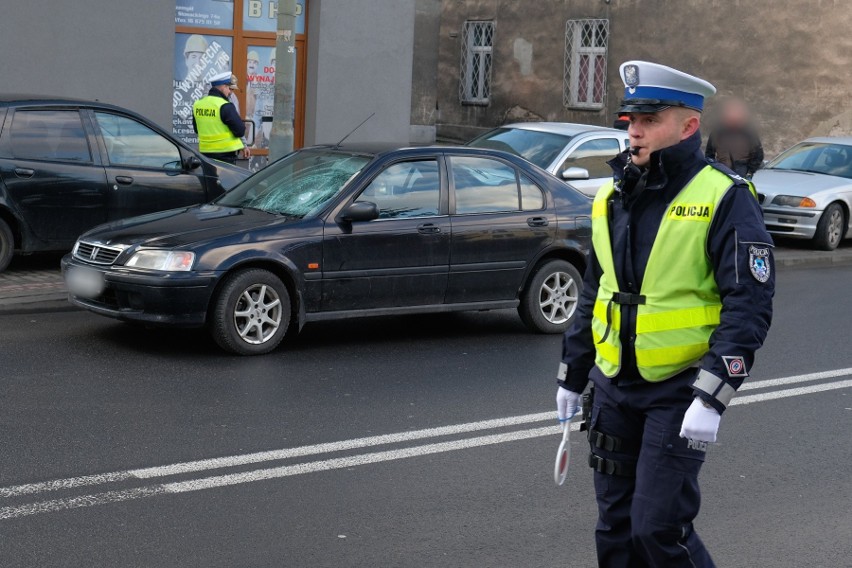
[0, 295, 79, 315]
[0, 250, 850, 315]
[775, 253, 852, 269]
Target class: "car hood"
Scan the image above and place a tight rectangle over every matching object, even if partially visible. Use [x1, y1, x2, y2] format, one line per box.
[80, 205, 291, 249]
[753, 168, 852, 198]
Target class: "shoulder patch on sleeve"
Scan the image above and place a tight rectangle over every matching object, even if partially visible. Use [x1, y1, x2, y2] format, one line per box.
[748, 244, 771, 282]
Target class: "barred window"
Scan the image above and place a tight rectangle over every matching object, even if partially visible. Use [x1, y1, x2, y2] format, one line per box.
[460, 20, 494, 105]
[564, 19, 609, 109]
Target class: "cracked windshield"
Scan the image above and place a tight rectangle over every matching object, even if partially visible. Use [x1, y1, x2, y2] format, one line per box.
[217, 150, 371, 217]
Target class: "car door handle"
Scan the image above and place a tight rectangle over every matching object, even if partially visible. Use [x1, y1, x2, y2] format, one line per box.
[417, 223, 441, 234]
[527, 216, 549, 227]
[14, 167, 34, 178]
[115, 176, 134, 185]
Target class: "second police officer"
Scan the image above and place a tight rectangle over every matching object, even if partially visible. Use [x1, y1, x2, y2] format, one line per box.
[555, 61, 774, 567]
[192, 71, 247, 164]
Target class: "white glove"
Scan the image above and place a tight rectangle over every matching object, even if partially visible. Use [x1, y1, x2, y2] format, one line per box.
[679, 398, 722, 443]
[556, 387, 582, 422]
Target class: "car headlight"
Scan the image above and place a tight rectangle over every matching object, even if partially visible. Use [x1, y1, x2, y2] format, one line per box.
[125, 250, 195, 271]
[771, 195, 816, 207]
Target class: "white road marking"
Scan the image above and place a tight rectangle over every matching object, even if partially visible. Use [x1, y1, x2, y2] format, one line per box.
[0, 411, 554, 498]
[738, 367, 852, 391]
[732, 378, 852, 404]
[0, 371, 850, 521]
[0, 487, 165, 521]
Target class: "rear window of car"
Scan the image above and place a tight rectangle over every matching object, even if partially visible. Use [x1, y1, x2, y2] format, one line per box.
[467, 128, 573, 169]
[10, 110, 92, 163]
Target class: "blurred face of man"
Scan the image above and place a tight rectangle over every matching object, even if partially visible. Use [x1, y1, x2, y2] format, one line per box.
[247, 58, 259, 74]
[627, 107, 700, 167]
[185, 52, 203, 72]
[721, 99, 749, 128]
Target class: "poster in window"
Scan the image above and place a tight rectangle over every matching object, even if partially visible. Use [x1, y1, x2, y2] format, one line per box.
[175, 0, 234, 29]
[245, 45, 279, 149]
[243, 1, 305, 34]
[172, 33, 233, 145]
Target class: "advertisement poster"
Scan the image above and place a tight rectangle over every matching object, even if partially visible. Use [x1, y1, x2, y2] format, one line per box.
[175, 0, 234, 29]
[245, 45, 277, 149]
[172, 33, 233, 145]
[242, 1, 305, 34]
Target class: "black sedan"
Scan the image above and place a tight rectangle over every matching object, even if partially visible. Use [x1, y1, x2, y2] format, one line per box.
[62, 145, 591, 355]
[0, 95, 250, 272]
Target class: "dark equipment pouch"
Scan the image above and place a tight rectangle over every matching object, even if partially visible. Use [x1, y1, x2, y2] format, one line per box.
[582, 385, 638, 477]
[579, 387, 593, 434]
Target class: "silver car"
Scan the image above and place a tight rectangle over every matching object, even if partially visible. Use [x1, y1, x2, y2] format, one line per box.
[467, 122, 630, 196]
[754, 137, 852, 250]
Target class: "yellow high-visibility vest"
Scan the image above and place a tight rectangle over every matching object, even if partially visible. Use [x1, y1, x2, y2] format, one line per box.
[193, 96, 243, 153]
[590, 166, 756, 381]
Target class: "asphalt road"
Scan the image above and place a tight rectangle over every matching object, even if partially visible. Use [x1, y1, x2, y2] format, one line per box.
[1, 266, 851, 567]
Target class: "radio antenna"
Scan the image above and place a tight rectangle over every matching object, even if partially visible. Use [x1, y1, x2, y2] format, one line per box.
[333, 113, 375, 149]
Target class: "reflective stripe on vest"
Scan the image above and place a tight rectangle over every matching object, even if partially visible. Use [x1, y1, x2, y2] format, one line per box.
[193, 96, 243, 153]
[590, 165, 757, 382]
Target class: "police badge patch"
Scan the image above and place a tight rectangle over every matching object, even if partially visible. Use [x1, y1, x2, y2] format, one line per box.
[624, 64, 640, 87]
[748, 245, 770, 283]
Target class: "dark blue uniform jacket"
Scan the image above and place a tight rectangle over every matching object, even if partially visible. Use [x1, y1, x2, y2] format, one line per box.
[558, 131, 774, 413]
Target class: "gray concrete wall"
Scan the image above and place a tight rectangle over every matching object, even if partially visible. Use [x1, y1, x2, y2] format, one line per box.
[303, 0, 416, 146]
[436, 0, 852, 156]
[0, 0, 174, 130]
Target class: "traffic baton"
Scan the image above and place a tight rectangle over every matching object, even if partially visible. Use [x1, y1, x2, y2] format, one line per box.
[553, 419, 571, 486]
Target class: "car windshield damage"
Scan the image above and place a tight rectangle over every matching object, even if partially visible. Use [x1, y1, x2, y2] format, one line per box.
[468, 128, 573, 169]
[216, 150, 371, 217]
[768, 142, 852, 180]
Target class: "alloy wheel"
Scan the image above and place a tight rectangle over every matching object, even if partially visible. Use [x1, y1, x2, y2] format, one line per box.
[827, 208, 843, 248]
[233, 284, 283, 345]
[539, 271, 578, 324]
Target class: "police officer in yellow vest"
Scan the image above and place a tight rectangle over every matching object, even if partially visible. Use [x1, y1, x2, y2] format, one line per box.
[192, 71, 246, 164]
[555, 62, 774, 567]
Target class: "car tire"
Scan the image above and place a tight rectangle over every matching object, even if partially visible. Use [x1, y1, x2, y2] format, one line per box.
[813, 202, 846, 251]
[519, 259, 582, 334]
[210, 269, 291, 355]
[0, 218, 14, 273]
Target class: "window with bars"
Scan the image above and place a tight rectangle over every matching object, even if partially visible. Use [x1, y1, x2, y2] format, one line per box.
[460, 21, 494, 105]
[564, 19, 609, 109]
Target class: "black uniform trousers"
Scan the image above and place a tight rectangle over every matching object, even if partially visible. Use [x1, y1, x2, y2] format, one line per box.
[589, 370, 715, 568]
[202, 150, 239, 164]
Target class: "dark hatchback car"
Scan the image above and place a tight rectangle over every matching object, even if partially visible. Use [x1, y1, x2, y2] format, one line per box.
[62, 145, 592, 355]
[0, 95, 250, 272]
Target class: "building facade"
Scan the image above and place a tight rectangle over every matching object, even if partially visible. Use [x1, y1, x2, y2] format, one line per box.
[430, 0, 852, 156]
[1, 0, 420, 166]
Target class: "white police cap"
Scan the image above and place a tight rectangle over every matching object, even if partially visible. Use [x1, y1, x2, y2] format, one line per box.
[618, 61, 716, 113]
[210, 71, 232, 86]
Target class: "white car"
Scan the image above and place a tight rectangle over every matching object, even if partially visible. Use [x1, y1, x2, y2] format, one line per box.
[754, 137, 852, 250]
[467, 122, 630, 197]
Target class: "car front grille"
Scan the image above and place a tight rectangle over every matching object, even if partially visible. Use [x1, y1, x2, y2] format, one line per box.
[73, 241, 124, 265]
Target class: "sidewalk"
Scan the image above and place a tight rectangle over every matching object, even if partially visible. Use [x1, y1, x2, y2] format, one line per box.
[2, 243, 851, 315]
[0, 253, 72, 314]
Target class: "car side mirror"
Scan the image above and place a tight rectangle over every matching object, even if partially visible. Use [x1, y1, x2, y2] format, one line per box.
[340, 201, 379, 223]
[184, 155, 203, 170]
[562, 167, 590, 181]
